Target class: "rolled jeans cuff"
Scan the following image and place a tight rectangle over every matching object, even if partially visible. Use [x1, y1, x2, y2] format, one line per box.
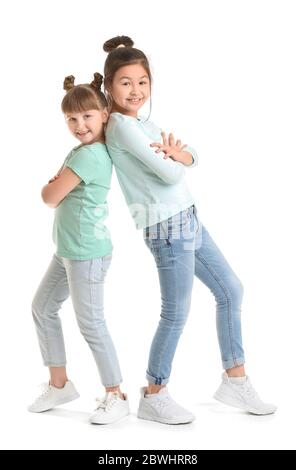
[222, 356, 245, 370]
[146, 371, 170, 386]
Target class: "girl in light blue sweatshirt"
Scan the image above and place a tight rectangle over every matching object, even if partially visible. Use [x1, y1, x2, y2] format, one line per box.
[103, 35, 276, 425]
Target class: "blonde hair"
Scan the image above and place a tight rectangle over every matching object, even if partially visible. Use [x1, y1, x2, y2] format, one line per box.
[61, 73, 108, 114]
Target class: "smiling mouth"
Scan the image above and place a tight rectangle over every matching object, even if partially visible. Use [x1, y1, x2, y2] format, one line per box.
[127, 98, 142, 103]
[77, 131, 90, 136]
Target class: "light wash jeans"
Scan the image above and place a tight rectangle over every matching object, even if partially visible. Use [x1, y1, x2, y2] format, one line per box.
[32, 254, 122, 387]
[144, 205, 245, 385]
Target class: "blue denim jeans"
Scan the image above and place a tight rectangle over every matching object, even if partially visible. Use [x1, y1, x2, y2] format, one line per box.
[144, 205, 245, 385]
[32, 254, 122, 387]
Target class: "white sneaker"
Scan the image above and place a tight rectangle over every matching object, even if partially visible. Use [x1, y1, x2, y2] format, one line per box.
[213, 372, 277, 415]
[28, 380, 80, 413]
[137, 387, 195, 425]
[90, 391, 129, 424]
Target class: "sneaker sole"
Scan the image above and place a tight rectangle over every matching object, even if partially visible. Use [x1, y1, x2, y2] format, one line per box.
[213, 390, 276, 415]
[137, 410, 195, 425]
[28, 391, 80, 413]
[90, 410, 130, 425]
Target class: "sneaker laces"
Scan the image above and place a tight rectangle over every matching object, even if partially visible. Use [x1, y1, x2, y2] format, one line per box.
[95, 392, 119, 412]
[35, 382, 51, 401]
[238, 380, 259, 400]
[151, 393, 173, 412]
[158, 397, 171, 411]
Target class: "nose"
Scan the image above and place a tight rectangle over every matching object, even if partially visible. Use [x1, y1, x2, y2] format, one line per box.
[130, 84, 140, 95]
[76, 119, 85, 131]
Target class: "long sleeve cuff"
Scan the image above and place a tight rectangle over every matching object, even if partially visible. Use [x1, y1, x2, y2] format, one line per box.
[184, 145, 198, 168]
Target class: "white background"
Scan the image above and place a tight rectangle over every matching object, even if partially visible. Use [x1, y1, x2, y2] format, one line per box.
[1, 0, 296, 450]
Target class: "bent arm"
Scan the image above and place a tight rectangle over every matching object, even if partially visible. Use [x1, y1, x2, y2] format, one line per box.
[115, 121, 186, 184]
[183, 145, 198, 168]
[41, 167, 81, 208]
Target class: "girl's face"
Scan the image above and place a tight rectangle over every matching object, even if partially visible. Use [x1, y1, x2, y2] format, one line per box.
[109, 64, 150, 117]
[65, 108, 108, 144]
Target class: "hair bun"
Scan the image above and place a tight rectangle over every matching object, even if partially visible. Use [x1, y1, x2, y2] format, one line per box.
[90, 72, 103, 90]
[63, 75, 75, 91]
[103, 35, 134, 52]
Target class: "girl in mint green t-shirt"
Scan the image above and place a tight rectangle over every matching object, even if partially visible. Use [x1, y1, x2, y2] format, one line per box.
[29, 73, 129, 425]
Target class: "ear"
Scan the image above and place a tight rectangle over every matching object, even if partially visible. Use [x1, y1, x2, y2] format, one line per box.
[105, 81, 113, 95]
[102, 107, 109, 123]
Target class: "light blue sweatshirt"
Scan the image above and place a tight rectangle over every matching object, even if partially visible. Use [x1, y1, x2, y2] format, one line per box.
[106, 112, 197, 229]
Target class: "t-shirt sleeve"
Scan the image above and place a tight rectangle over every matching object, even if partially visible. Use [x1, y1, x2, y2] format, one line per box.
[66, 147, 99, 184]
[113, 119, 185, 185]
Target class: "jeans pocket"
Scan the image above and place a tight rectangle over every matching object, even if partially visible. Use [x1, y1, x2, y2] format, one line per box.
[163, 210, 192, 242]
[154, 240, 174, 267]
[172, 210, 191, 231]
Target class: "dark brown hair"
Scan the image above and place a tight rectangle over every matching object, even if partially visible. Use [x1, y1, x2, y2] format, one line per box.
[61, 73, 108, 114]
[103, 36, 152, 111]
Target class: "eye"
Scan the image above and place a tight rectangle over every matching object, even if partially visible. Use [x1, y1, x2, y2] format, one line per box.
[139, 81, 148, 85]
[84, 114, 92, 118]
[68, 117, 76, 122]
[122, 82, 130, 86]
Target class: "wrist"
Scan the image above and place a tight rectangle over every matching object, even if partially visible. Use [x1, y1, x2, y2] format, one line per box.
[179, 150, 193, 166]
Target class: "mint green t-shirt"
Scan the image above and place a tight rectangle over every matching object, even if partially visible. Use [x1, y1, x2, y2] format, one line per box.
[53, 142, 113, 260]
